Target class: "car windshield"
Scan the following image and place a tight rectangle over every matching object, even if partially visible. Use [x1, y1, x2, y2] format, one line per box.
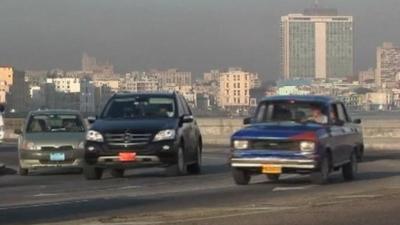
[102, 97, 176, 119]
[255, 101, 328, 124]
[26, 114, 85, 133]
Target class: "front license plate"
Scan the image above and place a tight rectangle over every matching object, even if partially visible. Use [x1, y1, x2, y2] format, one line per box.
[50, 152, 65, 161]
[119, 152, 136, 162]
[262, 165, 282, 174]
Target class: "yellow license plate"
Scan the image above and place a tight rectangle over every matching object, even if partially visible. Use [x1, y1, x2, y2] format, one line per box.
[262, 165, 282, 174]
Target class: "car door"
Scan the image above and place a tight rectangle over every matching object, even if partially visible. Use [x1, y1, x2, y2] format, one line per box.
[334, 103, 352, 164]
[180, 95, 197, 161]
[340, 103, 357, 160]
[177, 95, 194, 161]
[327, 103, 345, 166]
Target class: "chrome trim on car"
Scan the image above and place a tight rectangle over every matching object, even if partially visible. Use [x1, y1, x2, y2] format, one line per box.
[97, 155, 160, 163]
[231, 157, 316, 169]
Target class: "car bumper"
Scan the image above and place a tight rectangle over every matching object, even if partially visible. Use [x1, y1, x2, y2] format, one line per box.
[231, 157, 316, 169]
[84, 140, 179, 168]
[230, 149, 318, 171]
[19, 149, 84, 169]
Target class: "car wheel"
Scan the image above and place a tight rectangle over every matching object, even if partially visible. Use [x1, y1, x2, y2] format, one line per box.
[19, 167, 29, 176]
[187, 145, 202, 175]
[310, 155, 330, 185]
[110, 168, 125, 178]
[232, 167, 251, 185]
[343, 152, 357, 181]
[356, 146, 364, 162]
[83, 166, 103, 180]
[266, 174, 280, 182]
[165, 146, 186, 176]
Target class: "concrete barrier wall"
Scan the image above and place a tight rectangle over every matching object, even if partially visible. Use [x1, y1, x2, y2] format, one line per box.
[197, 118, 400, 150]
[4, 118, 400, 149]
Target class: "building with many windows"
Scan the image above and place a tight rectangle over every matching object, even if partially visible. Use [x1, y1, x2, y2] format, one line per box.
[121, 72, 159, 92]
[375, 42, 400, 88]
[218, 67, 259, 110]
[46, 77, 81, 93]
[150, 69, 192, 88]
[281, 9, 353, 80]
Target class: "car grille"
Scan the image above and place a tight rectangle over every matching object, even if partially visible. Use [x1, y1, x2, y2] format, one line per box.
[39, 159, 75, 164]
[41, 146, 74, 151]
[250, 140, 300, 151]
[105, 132, 153, 148]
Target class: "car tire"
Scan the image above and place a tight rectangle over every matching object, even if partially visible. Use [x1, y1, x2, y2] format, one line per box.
[343, 152, 357, 181]
[356, 146, 364, 162]
[83, 166, 103, 180]
[19, 167, 29, 176]
[266, 174, 280, 182]
[110, 168, 125, 178]
[165, 146, 186, 176]
[187, 145, 201, 175]
[232, 167, 251, 185]
[310, 155, 330, 185]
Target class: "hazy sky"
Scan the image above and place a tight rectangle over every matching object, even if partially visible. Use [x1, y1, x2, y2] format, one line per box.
[0, 0, 399, 79]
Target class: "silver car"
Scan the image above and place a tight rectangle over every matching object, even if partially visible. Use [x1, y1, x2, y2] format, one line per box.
[16, 110, 87, 175]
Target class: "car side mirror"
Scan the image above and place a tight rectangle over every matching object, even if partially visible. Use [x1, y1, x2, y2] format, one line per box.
[14, 129, 22, 135]
[181, 115, 194, 123]
[243, 117, 253, 125]
[334, 120, 345, 126]
[353, 118, 362, 124]
[87, 116, 97, 124]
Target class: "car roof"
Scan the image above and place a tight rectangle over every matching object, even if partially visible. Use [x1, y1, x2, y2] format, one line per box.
[112, 91, 176, 98]
[261, 95, 337, 104]
[30, 109, 82, 116]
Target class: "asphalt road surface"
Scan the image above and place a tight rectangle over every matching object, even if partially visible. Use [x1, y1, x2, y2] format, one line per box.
[1, 144, 400, 225]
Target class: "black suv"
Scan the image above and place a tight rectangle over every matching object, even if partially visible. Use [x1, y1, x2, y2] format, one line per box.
[83, 92, 202, 180]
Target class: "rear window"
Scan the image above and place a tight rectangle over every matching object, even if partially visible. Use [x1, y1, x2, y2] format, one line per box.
[101, 96, 176, 119]
[27, 114, 85, 133]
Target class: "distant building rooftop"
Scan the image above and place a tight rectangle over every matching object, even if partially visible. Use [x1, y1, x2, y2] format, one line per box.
[303, 8, 338, 16]
[277, 79, 313, 87]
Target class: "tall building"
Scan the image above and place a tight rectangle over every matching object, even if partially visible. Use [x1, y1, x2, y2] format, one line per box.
[6, 70, 30, 113]
[376, 42, 400, 88]
[150, 69, 192, 88]
[81, 52, 114, 75]
[0, 66, 14, 104]
[82, 52, 97, 72]
[218, 67, 259, 110]
[121, 72, 159, 92]
[281, 9, 353, 79]
[203, 70, 221, 82]
[46, 77, 81, 93]
[80, 78, 96, 115]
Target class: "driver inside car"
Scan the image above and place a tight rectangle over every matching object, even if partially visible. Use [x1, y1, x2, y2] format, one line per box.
[309, 105, 328, 124]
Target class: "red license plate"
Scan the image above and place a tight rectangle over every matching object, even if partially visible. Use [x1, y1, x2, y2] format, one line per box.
[119, 152, 136, 162]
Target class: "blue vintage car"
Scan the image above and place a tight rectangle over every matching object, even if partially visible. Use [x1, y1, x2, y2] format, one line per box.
[230, 95, 363, 185]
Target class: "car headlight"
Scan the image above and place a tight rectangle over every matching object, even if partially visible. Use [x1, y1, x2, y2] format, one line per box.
[86, 130, 104, 142]
[233, 140, 249, 150]
[300, 141, 315, 152]
[22, 141, 41, 150]
[153, 129, 176, 142]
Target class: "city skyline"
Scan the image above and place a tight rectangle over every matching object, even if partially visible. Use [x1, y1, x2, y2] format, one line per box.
[0, 0, 399, 79]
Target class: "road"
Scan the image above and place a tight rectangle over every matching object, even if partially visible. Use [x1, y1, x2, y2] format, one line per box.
[1, 144, 400, 225]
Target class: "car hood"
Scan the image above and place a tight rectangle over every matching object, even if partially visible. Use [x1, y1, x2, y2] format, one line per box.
[24, 132, 85, 146]
[90, 118, 179, 134]
[232, 122, 325, 140]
